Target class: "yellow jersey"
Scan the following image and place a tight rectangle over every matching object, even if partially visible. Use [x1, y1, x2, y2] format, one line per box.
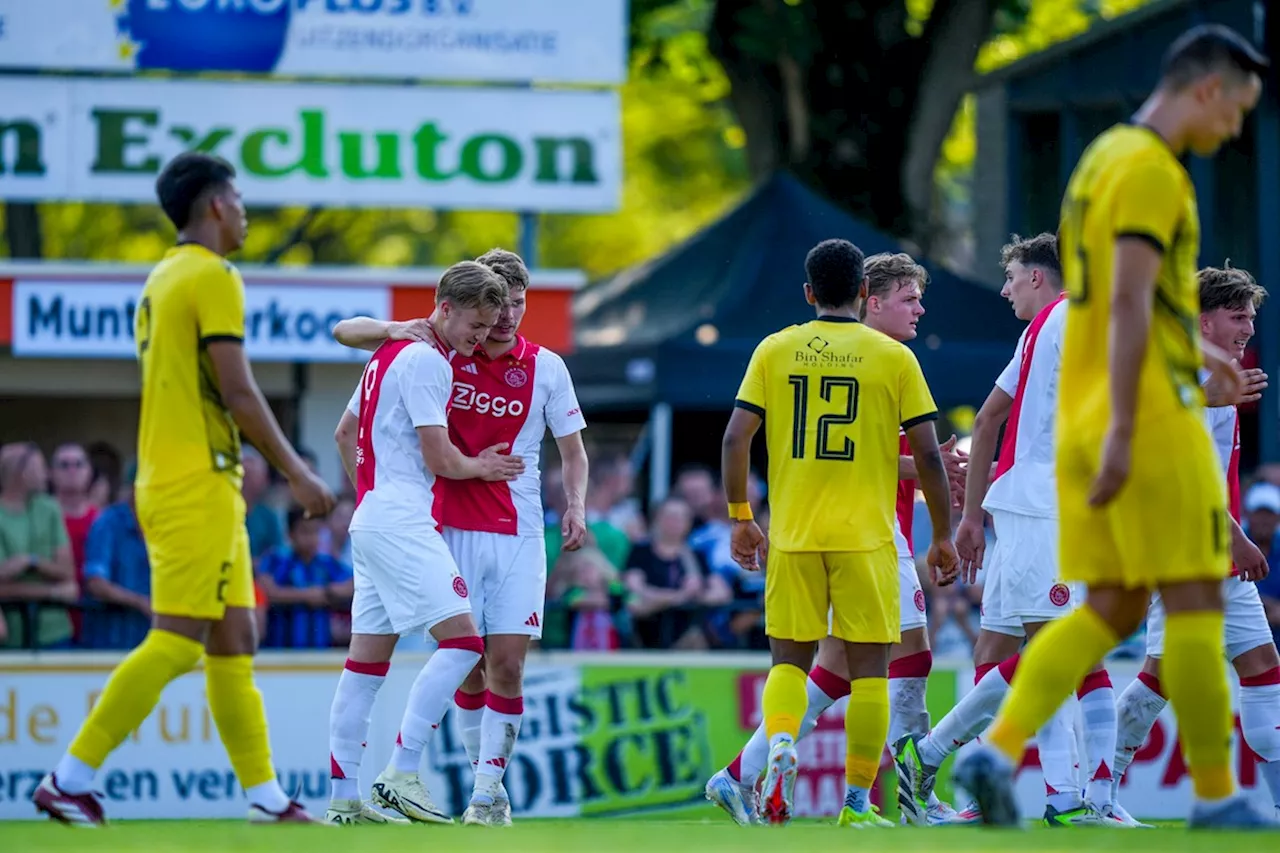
[735, 316, 937, 552]
[135, 243, 246, 491]
[1058, 124, 1204, 437]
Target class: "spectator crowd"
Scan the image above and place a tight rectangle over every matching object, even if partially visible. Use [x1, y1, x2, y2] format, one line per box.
[7, 438, 1280, 658]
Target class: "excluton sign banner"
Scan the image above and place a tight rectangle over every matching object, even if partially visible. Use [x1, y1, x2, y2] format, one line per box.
[0, 77, 621, 213]
[12, 281, 387, 363]
[0, 0, 627, 85]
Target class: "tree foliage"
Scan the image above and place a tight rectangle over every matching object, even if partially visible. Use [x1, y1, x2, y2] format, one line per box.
[2, 0, 1155, 276]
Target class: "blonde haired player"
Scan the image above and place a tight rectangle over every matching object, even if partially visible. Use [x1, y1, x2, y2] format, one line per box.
[953, 25, 1276, 828]
[722, 238, 959, 827]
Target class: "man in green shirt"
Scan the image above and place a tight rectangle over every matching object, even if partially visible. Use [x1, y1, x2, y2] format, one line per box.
[0, 443, 77, 648]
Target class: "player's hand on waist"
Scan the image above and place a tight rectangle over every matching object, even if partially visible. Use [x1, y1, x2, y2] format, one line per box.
[478, 442, 525, 481]
[289, 468, 337, 518]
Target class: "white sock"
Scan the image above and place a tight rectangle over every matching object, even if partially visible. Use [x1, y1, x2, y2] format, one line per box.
[919, 658, 1014, 767]
[1039, 701, 1081, 812]
[1111, 672, 1166, 802]
[392, 639, 484, 775]
[53, 754, 97, 795]
[454, 688, 486, 770]
[736, 667, 845, 785]
[246, 781, 290, 813]
[1240, 677, 1280, 808]
[473, 693, 523, 804]
[329, 659, 388, 802]
[1078, 672, 1118, 806]
[888, 678, 930, 746]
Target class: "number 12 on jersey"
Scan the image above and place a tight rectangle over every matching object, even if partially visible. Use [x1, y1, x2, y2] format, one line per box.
[788, 373, 859, 461]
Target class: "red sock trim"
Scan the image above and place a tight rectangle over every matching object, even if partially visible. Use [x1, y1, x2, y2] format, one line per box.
[485, 690, 524, 715]
[1091, 760, 1113, 781]
[1240, 667, 1280, 688]
[454, 689, 486, 710]
[1077, 668, 1113, 698]
[345, 658, 390, 677]
[330, 754, 345, 779]
[808, 665, 851, 700]
[727, 753, 743, 783]
[974, 662, 997, 684]
[996, 653, 1020, 684]
[1136, 670, 1164, 698]
[888, 650, 933, 679]
[439, 635, 485, 655]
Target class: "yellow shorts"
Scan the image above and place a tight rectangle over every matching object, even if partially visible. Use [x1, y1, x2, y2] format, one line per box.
[764, 542, 899, 644]
[137, 474, 254, 619]
[1058, 412, 1230, 590]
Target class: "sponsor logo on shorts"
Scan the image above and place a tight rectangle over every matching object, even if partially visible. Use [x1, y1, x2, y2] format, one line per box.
[1049, 583, 1071, 607]
[504, 367, 528, 388]
[453, 576, 469, 598]
[913, 589, 926, 612]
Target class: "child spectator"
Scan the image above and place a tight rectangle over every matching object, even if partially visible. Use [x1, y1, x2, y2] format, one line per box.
[257, 506, 353, 648]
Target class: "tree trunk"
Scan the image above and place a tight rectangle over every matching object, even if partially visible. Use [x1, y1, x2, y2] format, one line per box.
[4, 202, 43, 258]
[709, 0, 999, 249]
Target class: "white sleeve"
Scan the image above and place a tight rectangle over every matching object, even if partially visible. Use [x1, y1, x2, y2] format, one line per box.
[1206, 407, 1235, 473]
[994, 330, 1027, 397]
[345, 382, 361, 418]
[543, 352, 587, 439]
[400, 346, 452, 429]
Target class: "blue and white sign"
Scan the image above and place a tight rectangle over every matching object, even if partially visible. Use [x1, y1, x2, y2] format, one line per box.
[13, 281, 388, 363]
[0, 0, 627, 85]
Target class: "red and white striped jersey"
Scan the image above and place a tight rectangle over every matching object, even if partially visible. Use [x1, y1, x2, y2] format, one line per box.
[437, 336, 586, 537]
[347, 339, 453, 533]
[984, 296, 1067, 519]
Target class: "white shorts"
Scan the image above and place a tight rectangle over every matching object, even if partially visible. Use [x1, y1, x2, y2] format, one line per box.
[979, 525, 1025, 638]
[986, 509, 1081, 624]
[826, 528, 927, 635]
[1146, 577, 1274, 660]
[350, 525, 472, 637]
[443, 528, 547, 639]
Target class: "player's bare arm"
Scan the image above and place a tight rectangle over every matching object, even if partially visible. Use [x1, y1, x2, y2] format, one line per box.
[334, 409, 358, 488]
[905, 421, 958, 585]
[900, 434, 966, 495]
[555, 431, 589, 551]
[722, 407, 766, 571]
[207, 339, 336, 518]
[1203, 357, 1266, 406]
[1089, 238, 1161, 507]
[1230, 516, 1270, 582]
[956, 386, 1013, 580]
[417, 426, 524, 482]
[332, 316, 432, 351]
[1198, 341, 1249, 405]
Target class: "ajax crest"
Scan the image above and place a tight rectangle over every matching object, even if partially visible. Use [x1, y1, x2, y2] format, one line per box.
[1049, 583, 1071, 607]
[504, 367, 528, 388]
[453, 576, 469, 599]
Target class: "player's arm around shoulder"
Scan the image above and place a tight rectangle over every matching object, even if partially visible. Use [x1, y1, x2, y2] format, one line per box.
[332, 316, 433, 352]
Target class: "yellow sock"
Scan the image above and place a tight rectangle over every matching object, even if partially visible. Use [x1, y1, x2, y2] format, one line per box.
[845, 677, 889, 788]
[1163, 611, 1234, 800]
[987, 606, 1118, 763]
[69, 629, 203, 767]
[762, 663, 808, 742]
[205, 655, 277, 789]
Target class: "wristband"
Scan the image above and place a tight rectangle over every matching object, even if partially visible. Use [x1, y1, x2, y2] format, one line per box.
[728, 502, 754, 522]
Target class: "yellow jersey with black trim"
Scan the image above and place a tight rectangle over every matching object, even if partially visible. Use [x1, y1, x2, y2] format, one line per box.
[135, 243, 246, 491]
[735, 316, 937, 552]
[1058, 124, 1204, 437]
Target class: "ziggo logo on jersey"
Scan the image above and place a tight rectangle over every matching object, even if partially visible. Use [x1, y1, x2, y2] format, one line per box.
[451, 382, 526, 417]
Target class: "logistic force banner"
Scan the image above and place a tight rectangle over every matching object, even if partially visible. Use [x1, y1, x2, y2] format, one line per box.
[0, 654, 1272, 820]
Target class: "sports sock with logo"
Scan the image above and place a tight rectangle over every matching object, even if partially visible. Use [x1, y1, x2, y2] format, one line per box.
[205, 653, 290, 813]
[1162, 611, 1233, 801]
[1111, 670, 1165, 802]
[1077, 669, 1117, 805]
[392, 637, 484, 775]
[473, 692, 523, 804]
[987, 607, 1117, 765]
[1039, 701, 1081, 812]
[60, 629, 204, 793]
[329, 658, 389, 802]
